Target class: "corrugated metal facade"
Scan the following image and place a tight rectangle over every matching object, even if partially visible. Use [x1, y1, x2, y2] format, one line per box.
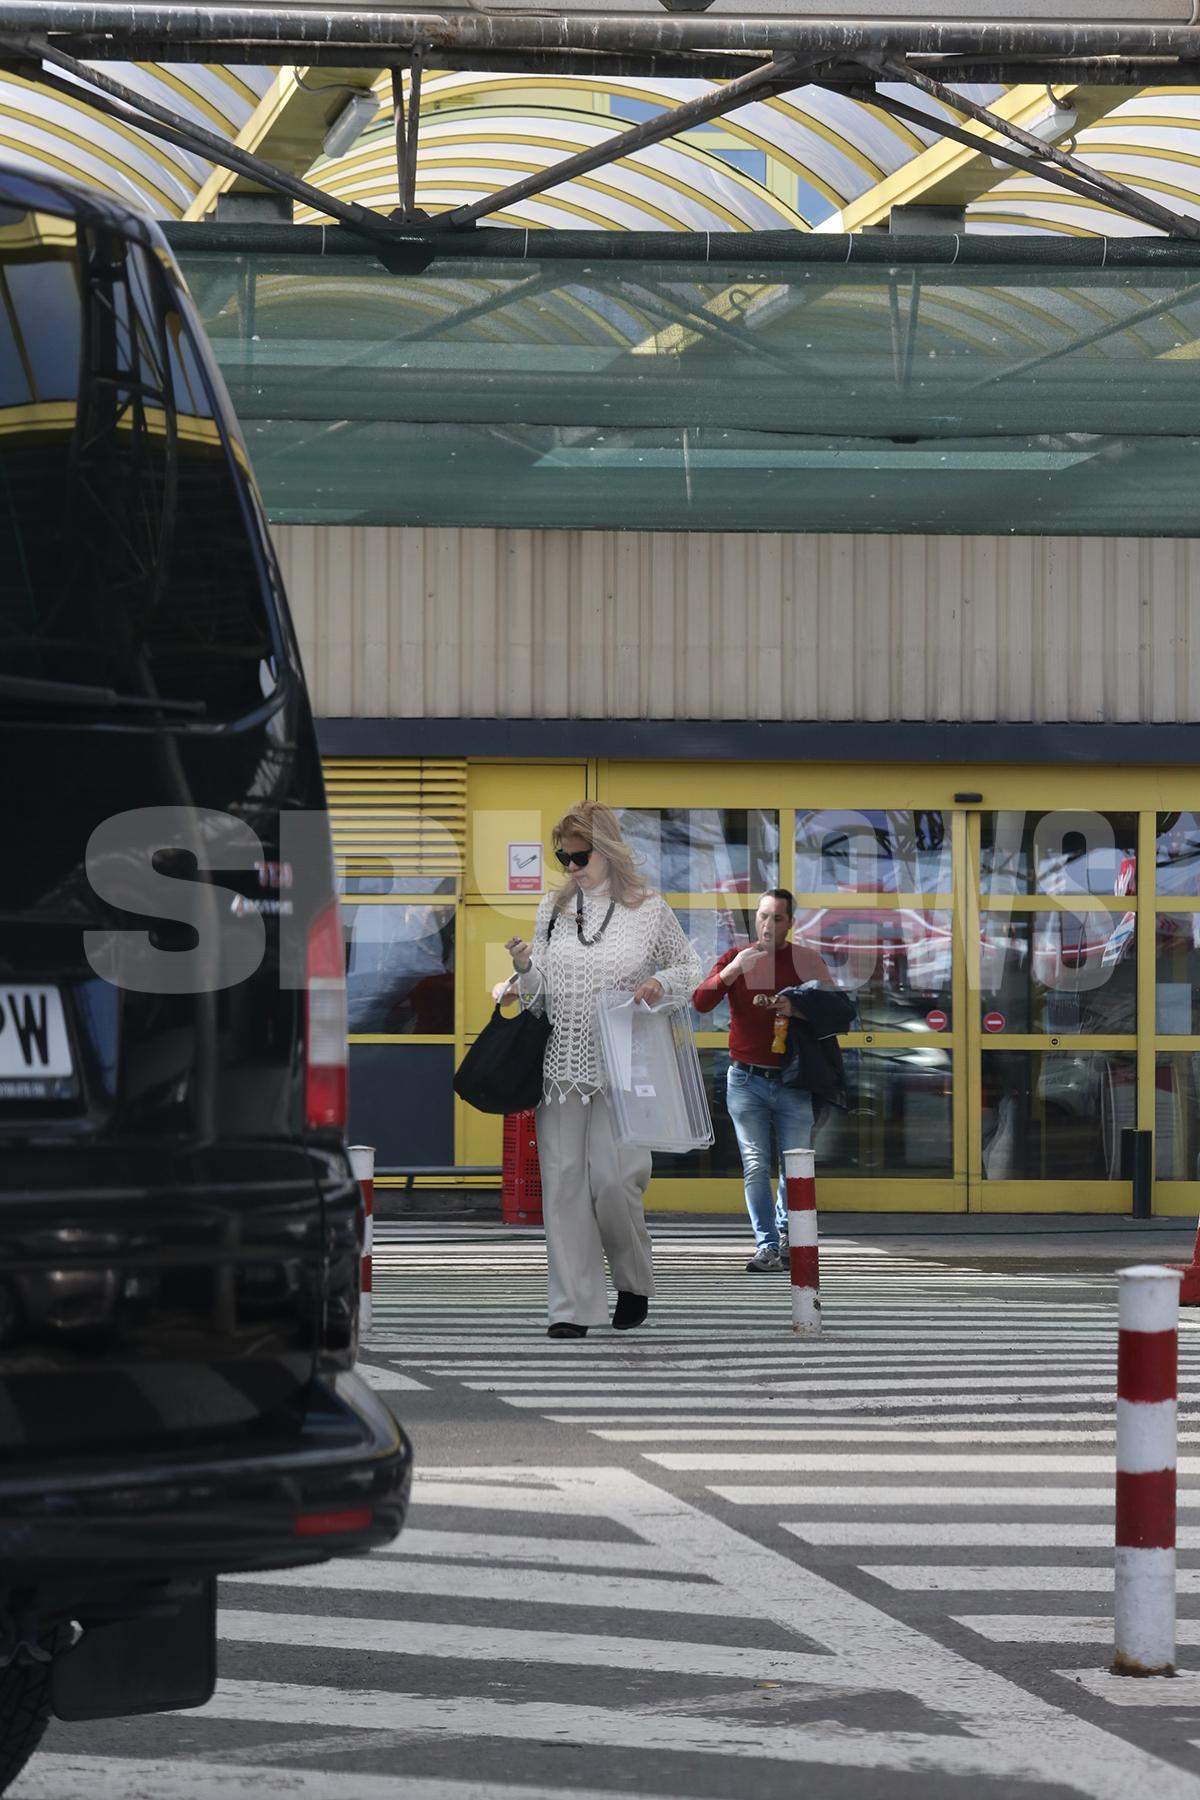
[273, 525, 1200, 725]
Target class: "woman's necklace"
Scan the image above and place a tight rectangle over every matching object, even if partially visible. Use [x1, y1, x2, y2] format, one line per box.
[576, 888, 616, 946]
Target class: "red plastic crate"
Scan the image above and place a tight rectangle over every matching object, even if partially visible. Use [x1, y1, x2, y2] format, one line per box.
[502, 1109, 543, 1226]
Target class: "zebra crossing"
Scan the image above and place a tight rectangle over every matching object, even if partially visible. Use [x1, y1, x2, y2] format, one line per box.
[18, 1220, 1200, 1800]
[367, 1224, 1200, 1720]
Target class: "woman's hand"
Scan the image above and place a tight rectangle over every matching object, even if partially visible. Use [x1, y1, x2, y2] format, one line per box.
[506, 934, 533, 973]
[492, 977, 518, 1006]
[633, 978, 664, 1006]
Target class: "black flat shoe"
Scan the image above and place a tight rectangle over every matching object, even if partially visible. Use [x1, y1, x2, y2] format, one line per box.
[612, 1292, 649, 1331]
[547, 1322, 588, 1339]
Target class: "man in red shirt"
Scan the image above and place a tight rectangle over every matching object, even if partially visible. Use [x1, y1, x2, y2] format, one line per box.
[693, 889, 835, 1271]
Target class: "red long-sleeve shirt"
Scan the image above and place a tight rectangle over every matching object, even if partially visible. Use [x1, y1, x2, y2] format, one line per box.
[693, 942, 836, 1068]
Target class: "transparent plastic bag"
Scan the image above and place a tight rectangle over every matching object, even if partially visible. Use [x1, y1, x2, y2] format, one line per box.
[594, 992, 714, 1153]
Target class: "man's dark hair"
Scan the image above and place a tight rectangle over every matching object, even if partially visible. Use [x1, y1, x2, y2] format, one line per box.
[761, 887, 795, 918]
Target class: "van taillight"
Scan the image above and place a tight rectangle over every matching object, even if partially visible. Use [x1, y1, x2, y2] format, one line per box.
[306, 900, 347, 1130]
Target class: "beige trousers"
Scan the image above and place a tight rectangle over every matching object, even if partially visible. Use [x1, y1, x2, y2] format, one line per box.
[535, 1092, 654, 1327]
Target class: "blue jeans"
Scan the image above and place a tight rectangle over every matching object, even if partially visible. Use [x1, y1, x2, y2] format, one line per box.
[725, 1064, 815, 1250]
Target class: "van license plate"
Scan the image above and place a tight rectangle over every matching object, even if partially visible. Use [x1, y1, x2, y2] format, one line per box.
[0, 985, 75, 1098]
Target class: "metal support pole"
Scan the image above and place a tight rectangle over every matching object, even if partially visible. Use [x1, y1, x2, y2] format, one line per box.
[870, 55, 1200, 239]
[434, 52, 816, 231]
[14, 8, 1200, 63]
[390, 50, 423, 221]
[1121, 1128, 1154, 1221]
[7, 34, 400, 245]
[406, 50, 422, 218]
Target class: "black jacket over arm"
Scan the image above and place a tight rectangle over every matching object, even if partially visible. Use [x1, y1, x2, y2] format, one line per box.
[775, 984, 856, 1109]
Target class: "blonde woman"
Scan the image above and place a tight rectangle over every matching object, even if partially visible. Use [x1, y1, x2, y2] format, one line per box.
[506, 802, 702, 1339]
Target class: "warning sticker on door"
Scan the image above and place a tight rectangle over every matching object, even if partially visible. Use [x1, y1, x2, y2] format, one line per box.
[635, 1083, 657, 1098]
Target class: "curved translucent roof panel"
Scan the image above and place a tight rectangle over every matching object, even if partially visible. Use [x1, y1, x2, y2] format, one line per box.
[12, 60, 1200, 242]
[296, 71, 1009, 232]
[0, 64, 279, 218]
[969, 90, 1200, 237]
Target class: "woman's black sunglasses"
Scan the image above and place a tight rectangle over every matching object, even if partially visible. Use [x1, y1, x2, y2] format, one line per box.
[555, 848, 592, 869]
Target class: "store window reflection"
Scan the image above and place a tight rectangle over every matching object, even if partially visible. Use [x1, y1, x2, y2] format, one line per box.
[672, 906, 747, 1030]
[795, 809, 949, 894]
[1157, 814, 1200, 896]
[792, 907, 951, 1030]
[981, 811, 1137, 896]
[981, 1051, 1135, 1179]
[1155, 1053, 1200, 1179]
[817, 1048, 952, 1176]
[343, 903, 455, 1034]
[618, 809, 778, 894]
[1156, 914, 1200, 1033]
[980, 912, 1137, 1034]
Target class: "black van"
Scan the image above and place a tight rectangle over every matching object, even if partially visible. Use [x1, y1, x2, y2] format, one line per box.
[0, 164, 411, 1789]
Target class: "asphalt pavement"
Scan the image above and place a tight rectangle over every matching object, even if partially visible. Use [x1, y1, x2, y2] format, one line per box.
[16, 1215, 1200, 1800]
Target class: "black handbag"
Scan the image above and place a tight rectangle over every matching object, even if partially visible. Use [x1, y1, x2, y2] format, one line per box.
[453, 908, 560, 1115]
[453, 1003, 552, 1115]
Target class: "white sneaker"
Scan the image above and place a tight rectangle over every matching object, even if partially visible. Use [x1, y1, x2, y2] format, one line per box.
[745, 1246, 783, 1272]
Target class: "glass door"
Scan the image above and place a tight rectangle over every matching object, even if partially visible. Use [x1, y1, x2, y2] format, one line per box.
[1151, 812, 1200, 1206]
[969, 807, 1140, 1212]
[790, 805, 963, 1211]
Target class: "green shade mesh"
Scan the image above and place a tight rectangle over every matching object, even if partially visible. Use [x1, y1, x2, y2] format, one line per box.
[171, 227, 1200, 536]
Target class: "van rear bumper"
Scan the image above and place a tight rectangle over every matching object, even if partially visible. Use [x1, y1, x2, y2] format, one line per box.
[0, 1371, 411, 1579]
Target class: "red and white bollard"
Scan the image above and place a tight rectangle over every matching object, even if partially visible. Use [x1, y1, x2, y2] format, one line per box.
[1114, 1264, 1182, 1676]
[784, 1147, 820, 1339]
[348, 1144, 374, 1341]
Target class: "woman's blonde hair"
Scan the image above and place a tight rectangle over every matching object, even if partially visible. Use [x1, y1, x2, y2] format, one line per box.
[552, 801, 650, 910]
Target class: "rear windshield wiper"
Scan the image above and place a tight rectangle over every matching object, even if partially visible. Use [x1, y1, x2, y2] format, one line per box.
[0, 674, 207, 717]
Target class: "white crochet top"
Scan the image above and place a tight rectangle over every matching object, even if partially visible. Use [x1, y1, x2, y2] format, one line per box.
[518, 885, 702, 1103]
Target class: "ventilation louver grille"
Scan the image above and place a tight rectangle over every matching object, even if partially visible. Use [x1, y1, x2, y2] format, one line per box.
[322, 757, 467, 884]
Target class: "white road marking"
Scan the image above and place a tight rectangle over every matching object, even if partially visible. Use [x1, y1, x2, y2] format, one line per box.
[372, 1333, 1130, 1351]
[218, 1610, 848, 1685]
[193, 1677, 1124, 1778]
[596, 1429, 1124, 1445]
[712, 1486, 1200, 1508]
[414, 1356, 1125, 1378]
[551, 1410, 1151, 1428]
[231, 1558, 739, 1616]
[956, 1617, 1200, 1645]
[297, 1464, 1200, 1800]
[785, 1523, 1200, 1549]
[9, 1757, 711, 1800]
[864, 1565, 1200, 1594]
[385, 1528, 684, 1569]
[1059, 1671, 1200, 1707]
[652, 1452, 1200, 1473]
[409, 1479, 598, 1513]
[485, 1392, 1130, 1413]
[464, 1374, 1138, 1395]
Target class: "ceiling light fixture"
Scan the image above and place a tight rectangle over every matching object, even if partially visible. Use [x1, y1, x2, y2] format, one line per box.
[323, 90, 380, 159]
[989, 91, 1079, 170]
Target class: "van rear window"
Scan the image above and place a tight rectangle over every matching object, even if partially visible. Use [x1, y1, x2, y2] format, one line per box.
[0, 206, 280, 720]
